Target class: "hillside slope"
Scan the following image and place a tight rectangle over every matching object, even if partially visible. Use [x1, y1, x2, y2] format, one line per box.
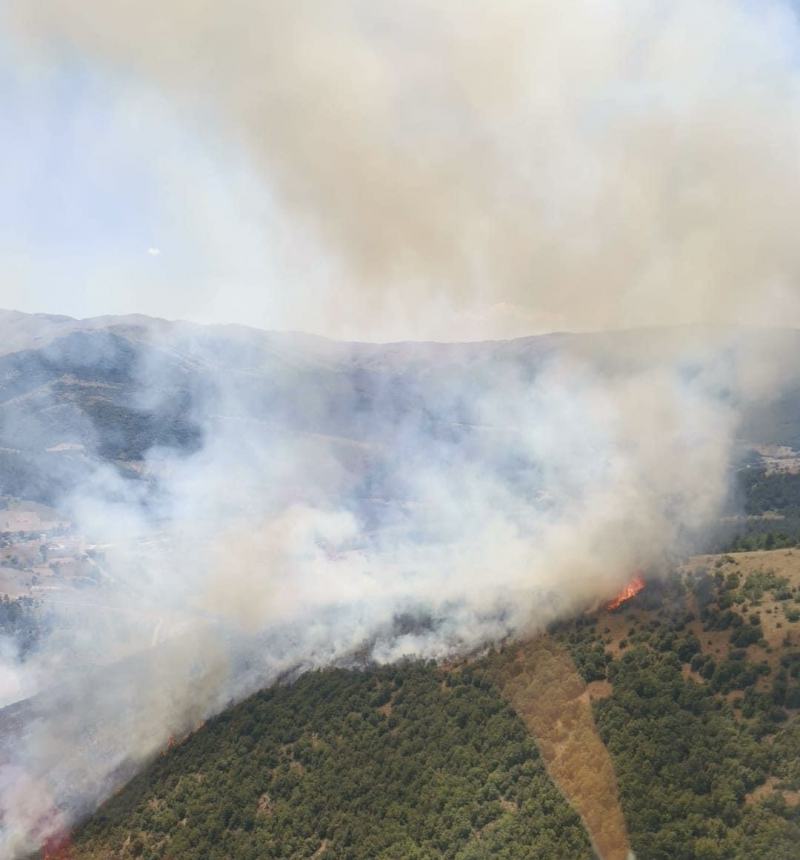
[6, 311, 800, 858]
[73, 664, 592, 860]
[70, 549, 800, 860]
[4, 309, 800, 510]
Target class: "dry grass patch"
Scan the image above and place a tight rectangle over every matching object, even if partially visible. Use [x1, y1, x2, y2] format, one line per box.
[492, 637, 631, 860]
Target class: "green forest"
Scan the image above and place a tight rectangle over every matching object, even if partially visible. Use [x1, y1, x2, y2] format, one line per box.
[72, 554, 800, 860]
[551, 562, 800, 859]
[720, 465, 800, 551]
[76, 663, 591, 860]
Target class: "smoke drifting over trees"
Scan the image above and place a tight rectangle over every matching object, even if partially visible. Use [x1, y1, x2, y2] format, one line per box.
[0, 316, 779, 858]
[3, 1, 800, 856]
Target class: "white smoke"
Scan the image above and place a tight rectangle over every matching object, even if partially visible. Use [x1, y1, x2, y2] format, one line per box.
[0, 322, 750, 857]
[2, 0, 800, 856]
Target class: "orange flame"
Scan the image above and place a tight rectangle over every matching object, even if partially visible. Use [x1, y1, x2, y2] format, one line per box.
[605, 574, 645, 611]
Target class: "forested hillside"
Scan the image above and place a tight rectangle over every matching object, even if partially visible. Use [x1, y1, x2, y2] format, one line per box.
[74, 664, 592, 860]
[71, 549, 800, 860]
[547, 551, 800, 859]
[6, 311, 800, 858]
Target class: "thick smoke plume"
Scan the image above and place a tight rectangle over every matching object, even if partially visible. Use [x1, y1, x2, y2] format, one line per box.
[0, 322, 756, 858]
[2, 1, 800, 857]
[8, 0, 800, 337]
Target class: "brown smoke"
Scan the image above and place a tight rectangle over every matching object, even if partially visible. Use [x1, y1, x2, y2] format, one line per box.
[9, 0, 800, 337]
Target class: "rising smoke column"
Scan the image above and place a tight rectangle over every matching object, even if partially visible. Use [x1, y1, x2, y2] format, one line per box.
[8, 0, 800, 338]
[3, 1, 800, 856]
[0, 322, 750, 858]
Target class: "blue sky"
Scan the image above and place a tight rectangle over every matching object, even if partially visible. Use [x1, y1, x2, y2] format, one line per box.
[1, 51, 157, 257]
[0, 30, 295, 329]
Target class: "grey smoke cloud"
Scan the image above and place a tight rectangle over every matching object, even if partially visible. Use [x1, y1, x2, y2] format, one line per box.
[7, 0, 800, 338]
[2, 0, 800, 855]
[0, 321, 751, 857]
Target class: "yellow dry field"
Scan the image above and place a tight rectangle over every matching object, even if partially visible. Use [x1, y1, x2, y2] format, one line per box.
[492, 637, 631, 860]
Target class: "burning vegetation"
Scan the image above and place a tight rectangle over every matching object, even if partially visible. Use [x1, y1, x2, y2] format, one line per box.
[605, 574, 646, 612]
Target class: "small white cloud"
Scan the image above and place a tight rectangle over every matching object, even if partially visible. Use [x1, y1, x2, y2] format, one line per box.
[147, 247, 161, 256]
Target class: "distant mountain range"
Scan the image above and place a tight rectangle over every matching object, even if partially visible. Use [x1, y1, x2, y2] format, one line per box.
[2, 309, 800, 511]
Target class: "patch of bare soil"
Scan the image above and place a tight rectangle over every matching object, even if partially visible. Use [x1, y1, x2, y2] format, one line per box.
[311, 838, 330, 858]
[752, 445, 800, 475]
[583, 680, 613, 703]
[745, 776, 800, 808]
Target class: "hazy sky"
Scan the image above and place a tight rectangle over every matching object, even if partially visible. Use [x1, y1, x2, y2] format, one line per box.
[1, 30, 296, 332]
[2, 18, 399, 339]
[5, 2, 800, 341]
